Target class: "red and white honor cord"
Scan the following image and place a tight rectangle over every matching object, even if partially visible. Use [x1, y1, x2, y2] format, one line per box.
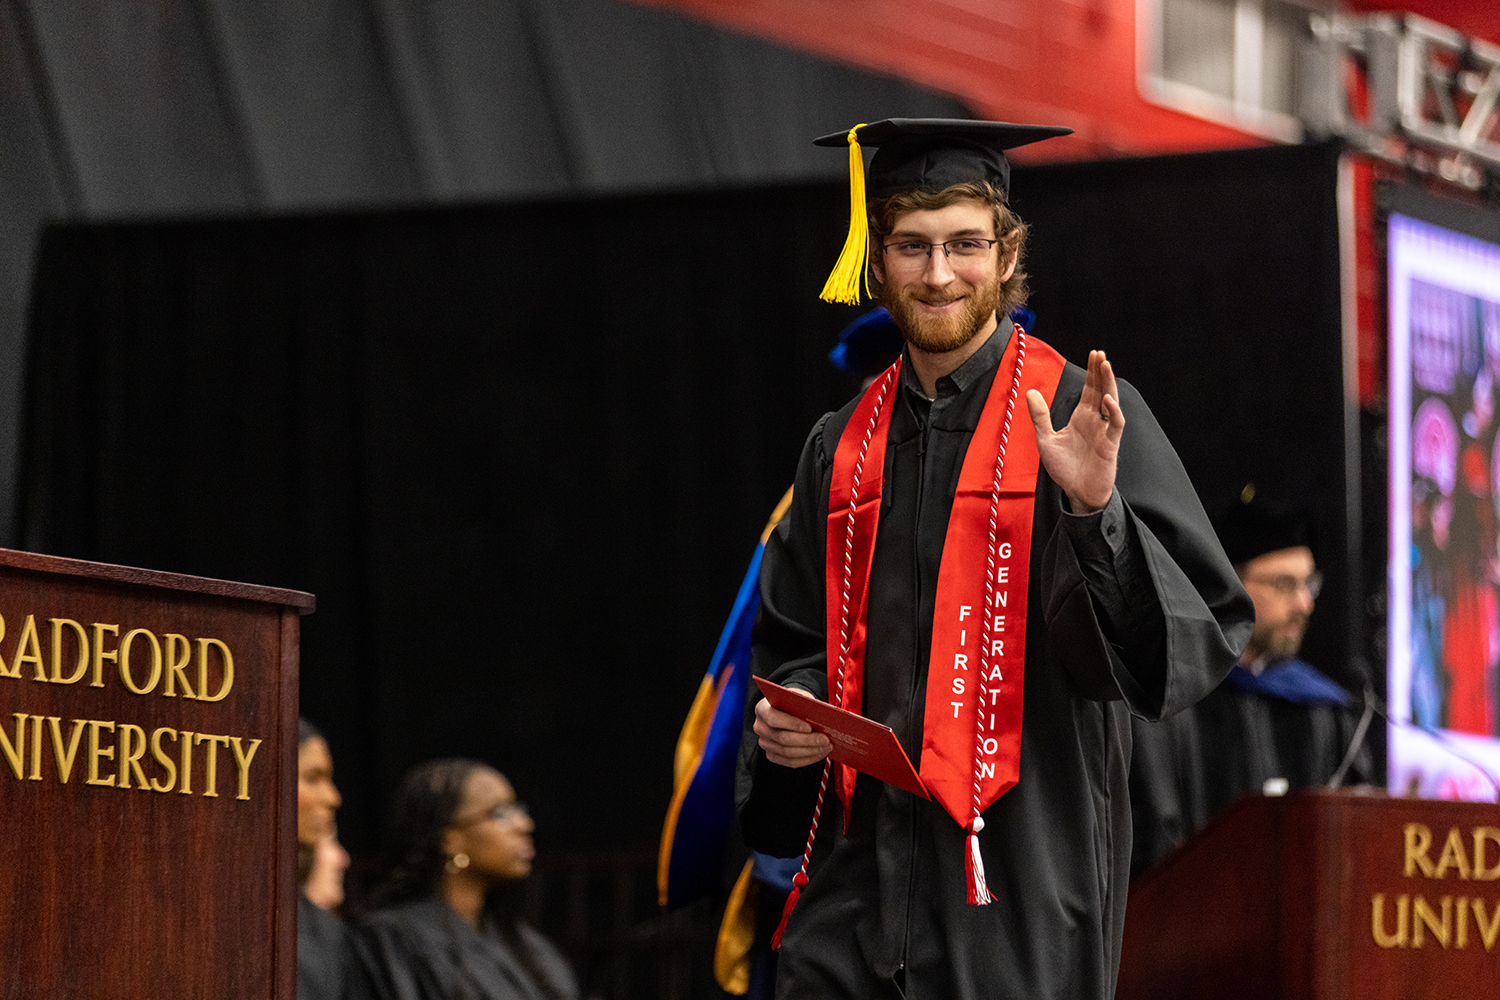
[967, 327, 1026, 905]
[771, 359, 899, 950]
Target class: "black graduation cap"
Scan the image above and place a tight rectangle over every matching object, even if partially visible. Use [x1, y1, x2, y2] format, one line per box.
[813, 118, 1074, 201]
[1212, 484, 1318, 567]
[814, 118, 1073, 305]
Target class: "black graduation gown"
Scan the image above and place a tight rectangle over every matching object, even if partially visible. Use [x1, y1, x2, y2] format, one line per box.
[737, 328, 1252, 1000]
[357, 898, 579, 1000]
[1129, 658, 1373, 876]
[299, 895, 363, 1000]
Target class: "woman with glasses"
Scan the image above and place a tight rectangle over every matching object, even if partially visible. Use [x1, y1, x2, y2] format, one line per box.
[357, 759, 579, 1000]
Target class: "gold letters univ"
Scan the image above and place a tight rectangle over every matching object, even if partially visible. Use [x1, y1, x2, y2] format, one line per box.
[0, 611, 263, 800]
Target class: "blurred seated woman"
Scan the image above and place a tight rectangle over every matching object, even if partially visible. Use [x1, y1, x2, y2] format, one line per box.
[299, 718, 358, 1000]
[358, 759, 579, 1000]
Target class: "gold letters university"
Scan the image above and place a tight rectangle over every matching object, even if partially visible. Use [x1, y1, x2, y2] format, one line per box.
[0, 612, 261, 799]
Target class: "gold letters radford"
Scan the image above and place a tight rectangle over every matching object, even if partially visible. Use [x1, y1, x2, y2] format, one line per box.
[1375, 823, 1500, 951]
[0, 611, 263, 802]
[0, 612, 233, 700]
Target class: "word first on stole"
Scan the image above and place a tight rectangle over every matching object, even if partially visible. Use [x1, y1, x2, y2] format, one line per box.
[943, 551, 1015, 780]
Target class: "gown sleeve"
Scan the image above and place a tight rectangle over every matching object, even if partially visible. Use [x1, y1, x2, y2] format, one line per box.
[737, 415, 838, 857]
[1038, 373, 1253, 720]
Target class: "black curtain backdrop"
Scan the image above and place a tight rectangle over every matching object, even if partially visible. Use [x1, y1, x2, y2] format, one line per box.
[1014, 140, 1355, 694]
[18, 142, 1352, 860]
[0, 0, 972, 558]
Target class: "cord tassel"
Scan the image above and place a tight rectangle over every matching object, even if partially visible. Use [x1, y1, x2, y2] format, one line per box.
[819, 125, 870, 305]
[770, 868, 809, 950]
[965, 817, 994, 905]
[773, 756, 836, 950]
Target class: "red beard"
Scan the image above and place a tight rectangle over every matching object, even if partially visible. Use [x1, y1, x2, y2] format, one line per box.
[879, 262, 1005, 355]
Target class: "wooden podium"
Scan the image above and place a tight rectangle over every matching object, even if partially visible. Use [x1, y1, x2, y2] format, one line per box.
[0, 548, 314, 999]
[1118, 788, 1500, 999]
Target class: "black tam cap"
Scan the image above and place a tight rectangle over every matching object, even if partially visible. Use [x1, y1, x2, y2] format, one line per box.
[1212, 485, 1318, 567]
[813, 118, 1073, 305]
[813, 118, 1073, 201]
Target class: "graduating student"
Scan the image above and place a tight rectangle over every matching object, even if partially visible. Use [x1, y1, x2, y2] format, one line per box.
[737, 118, 1253, 1000]
[358, 759, 579, 1000]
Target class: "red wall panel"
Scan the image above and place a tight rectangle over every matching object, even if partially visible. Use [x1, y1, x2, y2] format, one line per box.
[633, 0, 1264, 161]
[637, 0, 1498, 163]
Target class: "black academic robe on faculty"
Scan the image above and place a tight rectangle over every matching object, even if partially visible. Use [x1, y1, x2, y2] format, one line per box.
[737, 328, 1253, 1000]
[1129, 657, 1372, 876]
[357, 898, 579, 1000]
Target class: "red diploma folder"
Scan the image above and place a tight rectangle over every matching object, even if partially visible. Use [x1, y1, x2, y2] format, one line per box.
[754, 677, 931, 799]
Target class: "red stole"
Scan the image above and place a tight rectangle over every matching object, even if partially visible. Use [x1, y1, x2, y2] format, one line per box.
[825, 327, 1064, 897]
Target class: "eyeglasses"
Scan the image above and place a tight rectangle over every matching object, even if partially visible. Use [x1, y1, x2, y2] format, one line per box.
[880, 238, 999, 266]
[1243, 571, 1323, 599]
[453, 800, 530, 828]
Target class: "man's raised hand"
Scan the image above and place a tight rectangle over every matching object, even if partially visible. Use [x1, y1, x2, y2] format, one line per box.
[1024, 349, 1124, 514]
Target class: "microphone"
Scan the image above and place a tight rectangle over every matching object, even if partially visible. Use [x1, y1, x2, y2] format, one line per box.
[1327, 684, 1500, 803]
[1326, 683, 1375, 790]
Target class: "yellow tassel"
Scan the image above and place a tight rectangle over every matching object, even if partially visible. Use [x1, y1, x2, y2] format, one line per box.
[819, 125, 870, 305]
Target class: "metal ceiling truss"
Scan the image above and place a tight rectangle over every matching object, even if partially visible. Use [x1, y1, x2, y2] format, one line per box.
[1300, 11, 1500, 191]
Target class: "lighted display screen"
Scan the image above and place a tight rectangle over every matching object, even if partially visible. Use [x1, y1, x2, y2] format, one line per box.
[1388, 210, 1500, 800]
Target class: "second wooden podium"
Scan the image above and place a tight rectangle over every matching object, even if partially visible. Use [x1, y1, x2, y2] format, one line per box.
[1117, 788, 1500, 1000]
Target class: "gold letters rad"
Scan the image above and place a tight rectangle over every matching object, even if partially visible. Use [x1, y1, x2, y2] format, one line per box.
[0, 613, 234, 701]
[1371, 823, 1500, 951]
